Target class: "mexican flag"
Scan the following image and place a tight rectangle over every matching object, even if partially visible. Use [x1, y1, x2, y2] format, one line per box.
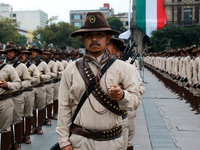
[136, 0, 167, 37]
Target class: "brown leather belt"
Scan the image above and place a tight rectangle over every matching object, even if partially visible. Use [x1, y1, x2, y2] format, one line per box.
[33, 83, 44, 88]
[53, 79, 61, 83]
[122, 110, 128, 120]
[23, 87, 33, 92]
[44, 81, 52, 84]
[12, 91, 23, 97]
[70, 124, 122, 141]
[0, 93, 12, 101]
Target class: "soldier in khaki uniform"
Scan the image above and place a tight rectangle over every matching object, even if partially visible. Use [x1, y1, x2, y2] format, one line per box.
[17, 44, 39, 144]
[61, 50, 68, 69]
[0, 45, 22, 150]
[41, 47, 57, 125]
[28, 45, 50, 135]
[5, 42, 31, 150]
[52, 48, 64, 120]
[56, 11, 141, 150]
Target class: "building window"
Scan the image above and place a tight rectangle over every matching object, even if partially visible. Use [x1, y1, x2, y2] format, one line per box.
[178, 0, 182, 2]
[13, 14, 16, 17]
[73, 22, 82, 28]
[104, 13, 108, 18]
[13, 19, 17, 23]
[172, 6, 174, 23]
[177, 7, 182, 23]
[184, 8, 192, 25]
[72, 14, 82, 20]
[195, 0, 199, 1]
[195, 6, 199, 23]
[125, 21, 128, 26]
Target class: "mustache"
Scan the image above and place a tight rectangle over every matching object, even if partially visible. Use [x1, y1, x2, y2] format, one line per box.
[89, 43, 101, 47]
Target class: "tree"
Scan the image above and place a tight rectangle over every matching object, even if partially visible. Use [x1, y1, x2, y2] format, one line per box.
[0, 16, 20, 44]
[15, 34, 27, 46]
[32, 16, 83, 49]
[107, 16, 127, 36]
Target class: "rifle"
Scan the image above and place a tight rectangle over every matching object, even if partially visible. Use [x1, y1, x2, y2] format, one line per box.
[119, 43, 129, 60]
[130, 53, 140, 65]
[58, 53, 64, 61]
[13, 55, 22, 67]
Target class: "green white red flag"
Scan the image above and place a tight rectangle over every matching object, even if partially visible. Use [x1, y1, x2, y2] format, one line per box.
[136, 0, 167, 37]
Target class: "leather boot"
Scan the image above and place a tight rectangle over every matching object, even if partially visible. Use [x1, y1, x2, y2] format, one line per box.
[43, 106, 47, 125]
[21, 117, 25, 143]
[30, 110, 37, 135]
[46, 104, 52, 126]
[25, 117, 32, 144]
[14, 122, 23, 150]
[1, 131, 13, 150]
[53, 100, 58, 120]
[127, 146, 134, 150]
[38, 109, 44, 135]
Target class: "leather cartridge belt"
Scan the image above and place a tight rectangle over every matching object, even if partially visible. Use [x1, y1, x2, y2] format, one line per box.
[70, 124, 122, 141]
[23, 87, 33, 92]
[0, 93, 12, 101]
[33, 83, 44, 88]
[44, 81, 53, 85]
[53, 78, 61, 83]
[122, 110, 128, 120]
[12, 91, 23, 97]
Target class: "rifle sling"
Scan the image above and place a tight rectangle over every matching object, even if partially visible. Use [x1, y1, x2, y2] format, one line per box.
[0, 63, 7, 70]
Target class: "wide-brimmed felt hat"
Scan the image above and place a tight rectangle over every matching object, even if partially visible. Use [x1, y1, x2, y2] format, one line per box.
[70, 11, 121, 37]
[61, 50, 68, 55]
[192, 47, 200, 54]
[17, 44, 32, 54]
[42, 47, 51, 55]
[28, 45, 42, 54]
[4, 42, 20, 52]
[70, 50, 77, 55]
[110, 36, 124, 48]
[0, 42, 7, 54]
[49, 47, 55, 54]
[120, 44, 128, 52]
[189, 44, 197, 50]
[54, 48, 62, 54]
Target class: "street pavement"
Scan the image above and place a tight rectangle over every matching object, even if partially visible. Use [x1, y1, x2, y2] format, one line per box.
[1, 67, 200, 150]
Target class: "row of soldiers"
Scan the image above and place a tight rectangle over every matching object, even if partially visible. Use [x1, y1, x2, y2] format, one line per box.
[0, 41, 81, 150]
[144, 45, 200, 115]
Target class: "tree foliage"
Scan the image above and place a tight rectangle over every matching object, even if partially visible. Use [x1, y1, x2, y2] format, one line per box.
[0, 16, 20, 44]
[150, 25, 200, 52]
[107, 16, 127, 36]
[32, 17, 83, 49]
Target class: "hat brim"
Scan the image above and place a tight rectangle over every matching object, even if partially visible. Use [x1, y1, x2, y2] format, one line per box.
[42, 52, 51, 55]
[28, 48, 42, 54]
[70, 28, 121, 37]
[21, 51, 32, 54]
[4, 48, 20, 52]
[111, 38, 124, 47]
[0, 50, 8, 54]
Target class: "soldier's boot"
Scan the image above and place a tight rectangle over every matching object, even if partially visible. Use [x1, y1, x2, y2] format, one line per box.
[25, 117, 32, 144]
[190, 93, 194, 108]
[53, 100, 58, 120]
[43, 106, 47, 125]
[1, 131, 13, 150]
[14, 122, 23, 150]
[21, 117, 25, 143]
[127, 146, 134, 150]
[37, 109, 44, 135]
[30, 110, 37, 135]
[195, 97, 200, 115]
[185, 90, 190, 103]
[46, 104, 52, 126]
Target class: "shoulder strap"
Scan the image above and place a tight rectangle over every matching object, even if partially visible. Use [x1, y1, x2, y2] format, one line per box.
[72, 58, 116, 123]
[13, 61, 21, 68]
[35, 59, 42, 66]
[0, 63, 7, 70]
[26, 61, 32, 68]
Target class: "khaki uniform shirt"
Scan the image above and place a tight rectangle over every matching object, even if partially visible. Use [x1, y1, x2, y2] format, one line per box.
[48, 60, 57, 79]
[61, 60, 68, 69]
[0, 63, 21, 94]
[193, 57, 200, 84]
[56, 55, 141, 148]
[56, 60, 64, 79]
[25, 62, 40, 87]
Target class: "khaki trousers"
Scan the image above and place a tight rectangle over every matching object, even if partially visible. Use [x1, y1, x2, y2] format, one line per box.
[0, 98, 13, 133]
[44, 83, 54, 105]
[127, 110, 136, 148]
[122, 117, 128, 150]
[53, 81, 60, 101]
[23, 90, 34, 117]
[12, 94, 24, 125]
[33, 86, 46, 110]
[69, 134, 124, 150]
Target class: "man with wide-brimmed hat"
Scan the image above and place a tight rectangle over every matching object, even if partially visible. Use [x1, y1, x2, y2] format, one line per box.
[0, 43, 22, 150]
[28, 45, 50, 135]
[4, 41, 31, 150]
[69, 49, 77, 61]
[41, 47, 57, 125]
[17, 44, 39, 144]
[52, 48, 64, 120]
[56, 11, 141, 150]
[61, 50, 68, 69]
